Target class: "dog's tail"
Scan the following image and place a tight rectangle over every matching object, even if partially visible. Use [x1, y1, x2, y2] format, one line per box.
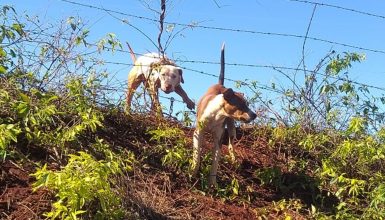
[218, 42, 225, 86]
[126, 42, 136, 63]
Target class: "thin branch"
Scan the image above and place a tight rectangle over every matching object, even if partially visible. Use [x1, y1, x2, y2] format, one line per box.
[302, 4, 317, 77]
[158, 0, 166, 56]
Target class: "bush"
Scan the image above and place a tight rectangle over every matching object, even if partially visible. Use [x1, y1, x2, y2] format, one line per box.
[320, 117, 385, 219]
[147, 125, 191, 170]
[32, 151, 125, 219]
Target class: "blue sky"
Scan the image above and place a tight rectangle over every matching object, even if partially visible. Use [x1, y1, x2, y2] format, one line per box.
[3, 0, 385, 117]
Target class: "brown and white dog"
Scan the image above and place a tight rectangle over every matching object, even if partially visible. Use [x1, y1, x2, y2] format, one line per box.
[192, 44, 256, 186]
[126, 50, 195, 113]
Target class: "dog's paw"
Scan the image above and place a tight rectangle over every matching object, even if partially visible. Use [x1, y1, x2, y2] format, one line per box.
[186, 99, 195, 110]
[191, 163, 199, 177]
[208, 176, 218, 188]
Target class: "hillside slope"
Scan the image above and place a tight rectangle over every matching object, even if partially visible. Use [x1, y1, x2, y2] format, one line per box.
[1, 111, 336, 219]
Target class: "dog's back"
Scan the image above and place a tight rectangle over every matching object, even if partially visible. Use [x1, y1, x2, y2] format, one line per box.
[131, 53, 163, 77]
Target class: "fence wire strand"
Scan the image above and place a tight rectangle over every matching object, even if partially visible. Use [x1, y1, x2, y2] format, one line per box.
[60, 0, 385, 55]
[12, 0, 385, 98]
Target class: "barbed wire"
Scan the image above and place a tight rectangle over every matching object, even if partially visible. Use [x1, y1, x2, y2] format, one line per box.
[6, 4, 385, 124]
[16, 4, 385, 94]
[85, 56, 385, 93]
[59, 0, 385, 55]
[16, 29, 279, 93]
[14, 43, 385, 119]
[20, 28, 385, 93]
[289, 0, 385, 20]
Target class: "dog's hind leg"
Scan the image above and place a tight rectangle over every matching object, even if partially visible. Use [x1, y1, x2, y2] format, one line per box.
[192, 129, 203, 176]
[226, 118, 236, 162]
[208, 128, 225, 187]
[126, 70, 143, 113]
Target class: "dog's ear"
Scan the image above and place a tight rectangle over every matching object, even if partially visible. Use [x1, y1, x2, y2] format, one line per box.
[177, 68, 184, 83]
[223, 88, 234, 101]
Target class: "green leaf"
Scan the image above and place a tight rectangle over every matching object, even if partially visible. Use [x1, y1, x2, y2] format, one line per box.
[232, 186, 238, 195]
[6, 30, 16, 40]
[0, 47, 6, 57]
[75, 36, 82, 45]
[9, 49, 16, 58]
[166, 24, 175, 32]
[67, 17, 76, 31]
[46, 95, 59, 103]
[0, 66, 6, 74]
[19, 92, 30, 103]
[11, 23, 24, 36]
[16, 102, 29, 118]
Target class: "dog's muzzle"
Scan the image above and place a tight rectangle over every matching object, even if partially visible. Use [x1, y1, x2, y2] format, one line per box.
[241, 111, 257, 123]
[162, 84, 174, 94]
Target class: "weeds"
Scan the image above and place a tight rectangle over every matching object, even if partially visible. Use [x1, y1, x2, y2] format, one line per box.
[32, 151, 126, 219]
[147, 125, 191, 170]
[255, 199, 305, 220]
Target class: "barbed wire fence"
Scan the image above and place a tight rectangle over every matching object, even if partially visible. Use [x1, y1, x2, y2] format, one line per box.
[55, 0, 385, 86]
[10, 0, 385, 125]
[60, 0, 385, 55]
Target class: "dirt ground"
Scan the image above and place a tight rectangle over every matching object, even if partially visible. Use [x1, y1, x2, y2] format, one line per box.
[0, 113, 324, 219]
[0, 160, 52, 220]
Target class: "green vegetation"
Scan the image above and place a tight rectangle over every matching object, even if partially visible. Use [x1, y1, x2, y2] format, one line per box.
[148, 126, 191, 170]
[1, 6, 133, 219]
[32, 151, 124, 219]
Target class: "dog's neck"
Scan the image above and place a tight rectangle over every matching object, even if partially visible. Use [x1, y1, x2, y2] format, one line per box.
[151, 57, 175, 68]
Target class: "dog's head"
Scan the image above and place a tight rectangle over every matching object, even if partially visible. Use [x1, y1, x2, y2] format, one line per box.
[153, 65, 184, 94]
[222, 88, 256, 123]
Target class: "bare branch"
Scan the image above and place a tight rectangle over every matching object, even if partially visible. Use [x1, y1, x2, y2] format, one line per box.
[158, 0, 166, 56]
[302, 4, 317, 76]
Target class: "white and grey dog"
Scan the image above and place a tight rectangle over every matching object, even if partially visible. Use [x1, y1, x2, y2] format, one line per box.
[126, 52, 195, 113]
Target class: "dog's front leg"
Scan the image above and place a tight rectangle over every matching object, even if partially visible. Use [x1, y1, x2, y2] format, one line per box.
[175, 85, 195, 110]
[192, 128, 203, 176]
[226, 118, 236, 162]
[208, 129, 224, 187]
[148, 85, 161, 114]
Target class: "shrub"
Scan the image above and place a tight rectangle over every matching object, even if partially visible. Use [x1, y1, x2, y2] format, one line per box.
[33, 151, 125, 219]
[147, 126, 191, 170]
[319, 117, 385, 219]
